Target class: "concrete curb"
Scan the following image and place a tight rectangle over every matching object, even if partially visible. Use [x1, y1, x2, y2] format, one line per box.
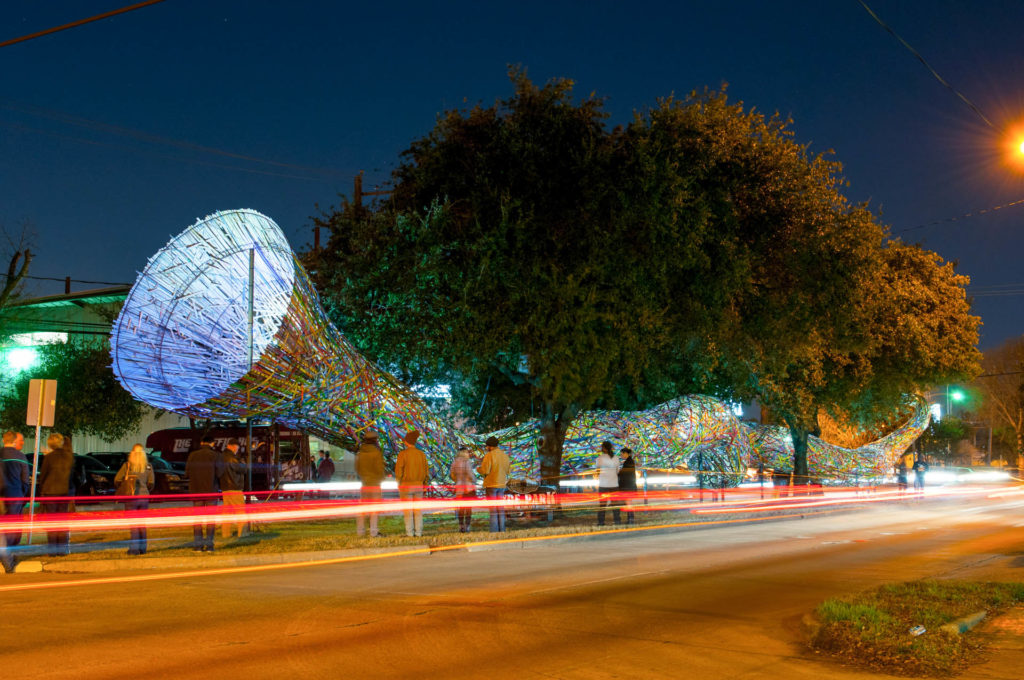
[42, 545, 431, 573]
[28, 501, 906, 573]
[940, 610, 988, 634]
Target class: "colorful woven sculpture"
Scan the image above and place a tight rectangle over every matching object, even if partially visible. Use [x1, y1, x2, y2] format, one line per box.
[110, 209, 928, 487]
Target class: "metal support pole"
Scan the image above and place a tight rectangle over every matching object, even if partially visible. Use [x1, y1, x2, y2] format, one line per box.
[246, 248, 255, 492]
[698, 449, 704, 503]
[27, 421, 42, 545]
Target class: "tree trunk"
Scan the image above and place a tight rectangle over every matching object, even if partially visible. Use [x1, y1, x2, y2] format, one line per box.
[537, 401, 578, 488]
[1, 249, 32, 309]
[783, 415, 811, 489]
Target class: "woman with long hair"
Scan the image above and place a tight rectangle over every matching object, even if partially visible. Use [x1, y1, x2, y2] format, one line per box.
[114, 445, 155, 555]
[596, 441, 620, 526]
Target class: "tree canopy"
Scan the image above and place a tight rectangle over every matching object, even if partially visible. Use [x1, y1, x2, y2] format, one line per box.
[0, 340, 149, 442]
[312, 71, 980, 482]
[972, 336, 1024, 460]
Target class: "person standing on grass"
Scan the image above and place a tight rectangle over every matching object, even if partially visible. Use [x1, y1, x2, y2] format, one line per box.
[477, 436, 510, 532]
[596, 441, 620, 526]
[912, 454, 929, 492]
[0, 459, 15, 573]
[395, 430, 429, 537]
[38, 433, 74, 556]
[317, 450, 335, 483]
[219, 439, 248, 538]
[895, 453, 909, 492]
[449, 447, 476, 532]
[114, 444, 155, 555]
[355, 431, 384, 537]
[617, 447, 638, 525]
[1, 430, 30, 549]
[186, 436, 221, 552]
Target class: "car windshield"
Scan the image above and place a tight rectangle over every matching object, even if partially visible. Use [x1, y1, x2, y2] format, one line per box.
[78, 455, 113, 471]
[149, 457, 172, 471]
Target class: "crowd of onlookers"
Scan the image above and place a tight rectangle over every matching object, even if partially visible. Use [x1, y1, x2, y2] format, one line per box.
[1, 427, 645, 573]
[354, 429, 511, 537]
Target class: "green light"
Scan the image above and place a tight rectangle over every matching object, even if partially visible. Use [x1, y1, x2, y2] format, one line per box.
[2, 346, 39, 373]
[950, 389, 965, 402]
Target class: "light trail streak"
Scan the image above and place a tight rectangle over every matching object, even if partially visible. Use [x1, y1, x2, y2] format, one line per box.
[0, 510, 843, 594]
[0, 483, 1006, 537]
[690, 486, 999, 515]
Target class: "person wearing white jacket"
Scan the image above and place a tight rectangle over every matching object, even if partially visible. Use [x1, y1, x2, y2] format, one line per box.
[596, 441, 620, 526]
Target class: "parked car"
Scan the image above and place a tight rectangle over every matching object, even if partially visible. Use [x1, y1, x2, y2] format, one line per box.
[73, 454, 118, 496]
[88, 452, 189, 495]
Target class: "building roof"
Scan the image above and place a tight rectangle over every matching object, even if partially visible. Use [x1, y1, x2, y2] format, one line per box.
[5, 285, 131, 310]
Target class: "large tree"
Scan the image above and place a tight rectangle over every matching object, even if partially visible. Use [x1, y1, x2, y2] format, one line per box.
[724, 235, 979, 480]
[313, 73, 979, 482]
[973, 336, 1024, 461]
[0, 340, 149, 442]
[314, 72, 740, 482]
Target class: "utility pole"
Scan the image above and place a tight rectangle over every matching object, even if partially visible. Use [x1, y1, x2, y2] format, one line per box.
[312, 172, 393, 255]
[353, 171, 392, 209]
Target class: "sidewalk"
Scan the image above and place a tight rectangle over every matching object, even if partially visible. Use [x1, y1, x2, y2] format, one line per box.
[950, 552, 1024, 680]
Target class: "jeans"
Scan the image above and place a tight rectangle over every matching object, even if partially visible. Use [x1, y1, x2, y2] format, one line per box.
[485, 487, 506, 532]
[597, 487, 620, 526]
[356, 485, 381, 536]
[41, 500, 71, 555]
[221, 490, 246, 538]
[4, 498, 26, 547]
[399, 486, 424, 536]
[192, 499, 217, 549]
[124, 499, 149, 554]
[620, 497, 635, 524]
[456, 489, 475, 532]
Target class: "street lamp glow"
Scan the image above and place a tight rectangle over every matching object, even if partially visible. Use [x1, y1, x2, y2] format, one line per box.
[3, 346, 38, 372]
[950, 389, 965, 402]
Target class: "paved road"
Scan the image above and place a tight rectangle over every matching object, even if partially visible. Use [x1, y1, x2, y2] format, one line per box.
[4, 495, 1024, 679]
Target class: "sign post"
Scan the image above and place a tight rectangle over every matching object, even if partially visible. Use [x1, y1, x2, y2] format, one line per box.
[26, 379, 57, 545]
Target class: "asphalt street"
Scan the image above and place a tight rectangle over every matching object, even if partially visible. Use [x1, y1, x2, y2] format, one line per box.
[3, 495, 1024, 679]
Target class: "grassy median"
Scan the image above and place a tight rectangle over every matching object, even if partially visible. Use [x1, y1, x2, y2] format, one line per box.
[33, 503, 684, 560]
[810, 580, 1024, 676]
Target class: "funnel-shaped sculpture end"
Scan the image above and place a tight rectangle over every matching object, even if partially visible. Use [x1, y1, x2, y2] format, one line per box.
[111, 209, 296, 411]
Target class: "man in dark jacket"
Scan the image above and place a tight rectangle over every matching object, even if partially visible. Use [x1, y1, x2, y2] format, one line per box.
[1, 431, 30, 548]
[219, 439, 247, 539]
[38, 433, 74, 556]
[617, 447, 639, 525]
[0, 457, 14, 572]
[316, 450, 335, 483]
[185, 436, 222, 552]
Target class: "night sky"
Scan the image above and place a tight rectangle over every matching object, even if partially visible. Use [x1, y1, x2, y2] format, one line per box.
[3, 1, 1023, 348]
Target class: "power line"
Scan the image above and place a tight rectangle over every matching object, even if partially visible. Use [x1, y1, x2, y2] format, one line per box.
[895, 196, 1024, 234]
[1, 274, 131, 286]
[1, 102, 349, 178]
[0, 118, 339, 183]
[0, 0, 168, 49]
[857, 0, 994, 128]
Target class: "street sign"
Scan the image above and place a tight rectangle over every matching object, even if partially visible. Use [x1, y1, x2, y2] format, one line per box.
[26, 379, 57, 427]
[25, 378, 57, 544]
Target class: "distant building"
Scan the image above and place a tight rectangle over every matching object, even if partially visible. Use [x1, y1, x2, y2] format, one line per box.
[0, 286, 190, 453]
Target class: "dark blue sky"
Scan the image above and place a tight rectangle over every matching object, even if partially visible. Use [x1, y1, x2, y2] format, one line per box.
[3, 1, 1023, 347]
